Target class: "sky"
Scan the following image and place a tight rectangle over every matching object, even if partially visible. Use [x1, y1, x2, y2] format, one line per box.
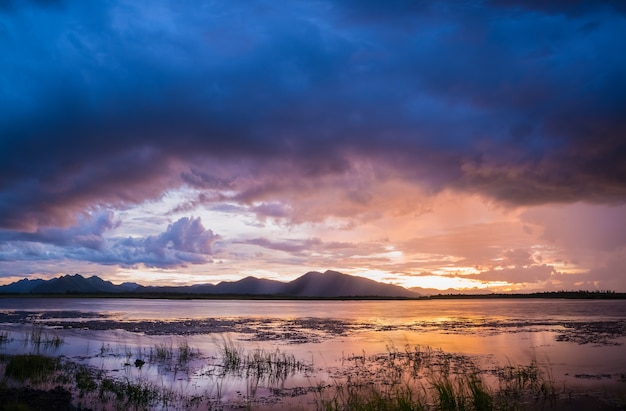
[1, 0, 625, 292]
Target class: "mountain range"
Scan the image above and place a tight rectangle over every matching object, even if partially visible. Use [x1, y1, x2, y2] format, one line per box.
[0, 270, 420, 298]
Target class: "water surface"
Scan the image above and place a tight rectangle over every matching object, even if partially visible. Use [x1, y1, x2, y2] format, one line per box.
[1, 298, 625, 409]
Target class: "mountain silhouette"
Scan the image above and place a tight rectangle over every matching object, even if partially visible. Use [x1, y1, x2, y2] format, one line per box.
[0, 270, 419, 298]
[281, 270, 416, 297]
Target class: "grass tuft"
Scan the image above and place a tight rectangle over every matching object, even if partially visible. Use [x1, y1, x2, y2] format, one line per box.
[5, 354, 59, 382]
[316, 346, 556, 411]
[151, 342, 174, 361]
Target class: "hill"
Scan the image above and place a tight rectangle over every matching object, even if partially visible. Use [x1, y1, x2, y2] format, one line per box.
[282, 270, 417, 298]
[0, 271, 420, 298]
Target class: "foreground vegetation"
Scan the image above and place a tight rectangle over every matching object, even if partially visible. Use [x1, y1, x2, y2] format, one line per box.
[0, 329, 623, 410]
[315, 345, 563, 411]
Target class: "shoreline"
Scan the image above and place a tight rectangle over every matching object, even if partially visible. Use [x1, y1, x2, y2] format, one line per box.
[1, 291, 625, 300]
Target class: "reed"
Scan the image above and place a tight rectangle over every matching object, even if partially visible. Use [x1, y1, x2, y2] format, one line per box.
[0, 330, 10, 344]
[177, 339, 198, 363]
[219, 337, 243, 372]
[98, 377, 161, 408]
[0, 341, 601, 410]
[73, 364, 98, 397]
[4, 354, 59, 383]
[218, 338, 311, 383]
[20, 326, 64, 351]
[315, 346, 556, 411]
[151, 342, 174, 361]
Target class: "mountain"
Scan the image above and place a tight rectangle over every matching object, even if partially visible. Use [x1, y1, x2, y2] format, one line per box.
[215, 276, 286, 295]
[134, 276, 286, 295]
[282, 270, 417, 298]
[0, 274, 141, 294]
[33, 274, 141, 294]
[0, 278, 46, 293]
[0, 271, 419, 298]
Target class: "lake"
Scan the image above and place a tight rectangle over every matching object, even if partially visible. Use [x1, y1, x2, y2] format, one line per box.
[0, 298, 625, 409]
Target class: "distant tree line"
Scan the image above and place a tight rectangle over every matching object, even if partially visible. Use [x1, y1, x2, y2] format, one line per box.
[429, 290, 625, 300]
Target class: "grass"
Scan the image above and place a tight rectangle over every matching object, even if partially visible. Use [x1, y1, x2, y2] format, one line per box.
[151, 342, 174, 361]
[73, 364, 98, 397]
[218, 338, 311, 383]
[1, 354, 169, 410]
[20, 326, 64, 350]
[315, 345, 558, 411]
[0, 340, 617, 410]
[220, 337, 244, 372]
[98, 377, 162, 408]
[4, 354, 60, 383]
[177, 339, 198, 363]
[0, 331, 10, 345]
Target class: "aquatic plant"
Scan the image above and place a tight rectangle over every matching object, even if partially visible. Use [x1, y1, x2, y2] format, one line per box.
[0, 340, 608, 410]
[467, 373, 493, 410]
[98, 342, 111, 356]
[74, 365, 98, 397]
[4, 354, 59, 382]
[315, 345, 558, 411]
[98, 376, 165, 409]
[0, 331, 11, 346]
[218, 338, 311, 384]
[219, 338, 243, 372]
[244, 348, 305, 380]
[177, 339, 198, 363]
[20, 326, 64, 351]
[151, 342, 174, 361]
[44, 334, 64, 349]
[29, 326, 42, 346]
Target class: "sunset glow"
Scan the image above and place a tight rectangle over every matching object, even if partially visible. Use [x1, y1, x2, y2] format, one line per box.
[1, 1, 625, 293]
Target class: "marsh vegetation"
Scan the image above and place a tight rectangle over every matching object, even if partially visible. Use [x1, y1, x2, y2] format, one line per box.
[0, 299, 624, 409]
[0, 333, 620, 410]
[315, 345, 560, 411]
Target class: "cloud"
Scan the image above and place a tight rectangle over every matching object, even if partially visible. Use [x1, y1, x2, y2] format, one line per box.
[145, 216, 219, 256]
[95, 216, 221, 268]
[0, 0, 64, 11]
[470, 264, 556, 284]
[487, 0, 626, 16]
[242, 238, 322, 255]
[501, 248, 536, 267]
[0, 216, 220, 269]
[239, 236, 386, 258]
[403, 221, 535, 266]
[521, 203, 626, 252]
[0, 210, 118, 250]
[0, 0, 624, 233]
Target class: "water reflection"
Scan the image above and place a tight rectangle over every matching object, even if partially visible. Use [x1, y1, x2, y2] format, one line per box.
[0, 299, 624, 409]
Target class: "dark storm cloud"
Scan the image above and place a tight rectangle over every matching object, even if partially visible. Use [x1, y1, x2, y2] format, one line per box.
[0, 0, 64, 10]
[487, 0, 626, 16]
[0, 211, 118, 250]
[1, 0, 625, 231]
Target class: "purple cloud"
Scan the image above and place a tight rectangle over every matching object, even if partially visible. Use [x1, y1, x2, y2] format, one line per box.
[0, 0, 624, 229]
[0, 211, 118, 250]
[0, 216, 220, 269]
[144, 217, 219, 256]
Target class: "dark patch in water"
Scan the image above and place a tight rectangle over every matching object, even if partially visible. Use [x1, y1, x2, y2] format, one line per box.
[1, 310, 625, 346]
